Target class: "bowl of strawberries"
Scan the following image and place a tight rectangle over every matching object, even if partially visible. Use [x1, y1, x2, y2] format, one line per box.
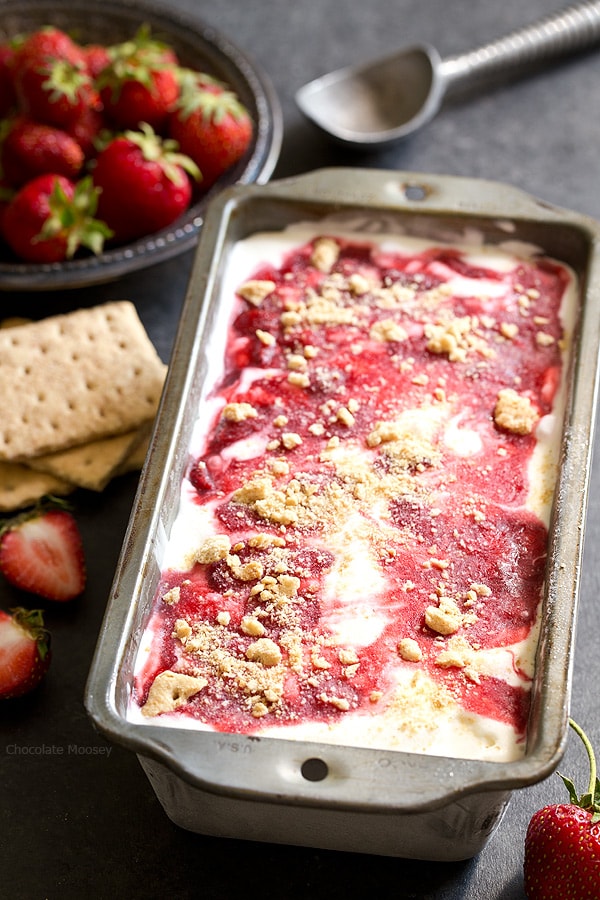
[0, 0, 283, 290]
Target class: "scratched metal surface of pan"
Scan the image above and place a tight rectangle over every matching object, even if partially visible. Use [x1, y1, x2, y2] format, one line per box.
[85, 169, 600, 858]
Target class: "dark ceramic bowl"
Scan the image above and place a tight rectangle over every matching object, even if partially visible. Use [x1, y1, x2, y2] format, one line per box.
[0, 0, 283, 290]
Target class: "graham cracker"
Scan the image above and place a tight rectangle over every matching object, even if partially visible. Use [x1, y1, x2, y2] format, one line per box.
[115, 426, 152, 476]
[25, 428, 145, 492]
[0, 460, 74, 512]
[0, 301, 166, 462]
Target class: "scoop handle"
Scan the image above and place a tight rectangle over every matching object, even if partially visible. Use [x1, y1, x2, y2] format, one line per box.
[440, 1, 600, 90]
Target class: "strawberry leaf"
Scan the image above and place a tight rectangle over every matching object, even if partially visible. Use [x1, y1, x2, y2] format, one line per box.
[561, 719, 600, 813]
[176, 67, 225, 96]
[42, 58, 91, 105]
[124, 123, 201, 183]
[559, 773, 579, 805]
[9, 607, 50, 660]
[42, 176, 113, 257]
[98, 23, 177, 98]
[176, 86, 249, 124]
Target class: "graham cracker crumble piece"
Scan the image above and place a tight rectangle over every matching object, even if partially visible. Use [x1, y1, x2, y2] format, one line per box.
[222, 402, 258, 422]
[398, 638, 422, 662]
[494, 388, 538, 435]
[141, 670, 207, 717]
[310, 237, 340, 273]
[237, 279, 276, 306]
[424, 596, 477, 636]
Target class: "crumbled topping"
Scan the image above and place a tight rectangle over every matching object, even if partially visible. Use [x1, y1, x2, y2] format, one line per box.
[366, 416, 441, 469]
[288, 371, 310, 388]
[370, 319, 408, 343]
[227, 555, 264, 581]
[247, 533, 286, 549]
[287, 353, 308, 371]
[311, 647, 331, 670]
[319, 692, 350, 711]
[162, 586, 180, 605]
[494, 388, 538, 434]
[222, 402, 258, 422]
[141, 670, 207, 717]
[500, 322, 519, 340]
[536, 331, 555, 347]
[240, 615, 266, 636]
[339, 648, 359, 665]
[256, 329, 276, 346]
[348, 273, 371, 295]
[424, 596, 477, 635]
[268, 459, 289, 476]
[310, 237, 340, 273]
[246, 638, 282, 667]
[434, 636, 481, 682]
[281, 432, 303, 449]
[336, 406, 355, 427]
[398, 638, 422, 662]
[193, 535, 231, 565]
[238, 279, 276, 305]
[425, 316, 493, 362]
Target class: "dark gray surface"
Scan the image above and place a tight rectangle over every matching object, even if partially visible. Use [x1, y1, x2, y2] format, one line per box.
[1, 1, 600, 897]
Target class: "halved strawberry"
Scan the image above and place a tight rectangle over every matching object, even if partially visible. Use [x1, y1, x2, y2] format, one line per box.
[0, 607, 51, 699]
[0, 503, 86, 602]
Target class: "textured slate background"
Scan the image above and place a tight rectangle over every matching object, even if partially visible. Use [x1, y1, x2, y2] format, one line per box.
[2, 1, 600, 897]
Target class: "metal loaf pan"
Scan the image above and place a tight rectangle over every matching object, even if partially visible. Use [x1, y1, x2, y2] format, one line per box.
[85, 168, 600, 860]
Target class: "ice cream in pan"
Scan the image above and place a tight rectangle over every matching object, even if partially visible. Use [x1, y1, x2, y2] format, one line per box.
[129, 222, 576, 763]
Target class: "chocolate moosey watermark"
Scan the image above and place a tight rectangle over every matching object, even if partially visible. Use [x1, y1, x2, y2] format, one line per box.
[5, 743, 112, 757]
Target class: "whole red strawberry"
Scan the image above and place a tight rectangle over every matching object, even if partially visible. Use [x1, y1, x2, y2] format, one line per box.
[0, 607, 51, 699]
[0, 181, 13, 240]
[92, 124, 199, 243]
[83, 43, 111, 80]
[524, 719, 600, 899]
[10, 26, 85, 74]
[0, 502, 86, 602]
[0, 41, 17, 117]
[11, 27, 100, 128]
[1, 117, 85, 187]
[169, 81, 253, 190]
[63, 106, 106, 159]
[2, 173, 111, 263]
[97, 25, 180, 132]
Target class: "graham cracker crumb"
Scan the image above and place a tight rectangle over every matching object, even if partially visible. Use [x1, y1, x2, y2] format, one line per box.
[141, 670, 207, 717]
[494, 388, 538, 435]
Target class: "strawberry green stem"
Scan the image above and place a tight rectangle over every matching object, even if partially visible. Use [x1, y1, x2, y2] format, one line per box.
[569, 718, 597, 798]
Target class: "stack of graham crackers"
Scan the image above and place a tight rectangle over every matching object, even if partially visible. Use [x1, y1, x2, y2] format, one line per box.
[0, 301, 167, 512]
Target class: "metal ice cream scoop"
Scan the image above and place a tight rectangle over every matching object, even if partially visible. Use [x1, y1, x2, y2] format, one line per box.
[295, 1, 600, 148]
